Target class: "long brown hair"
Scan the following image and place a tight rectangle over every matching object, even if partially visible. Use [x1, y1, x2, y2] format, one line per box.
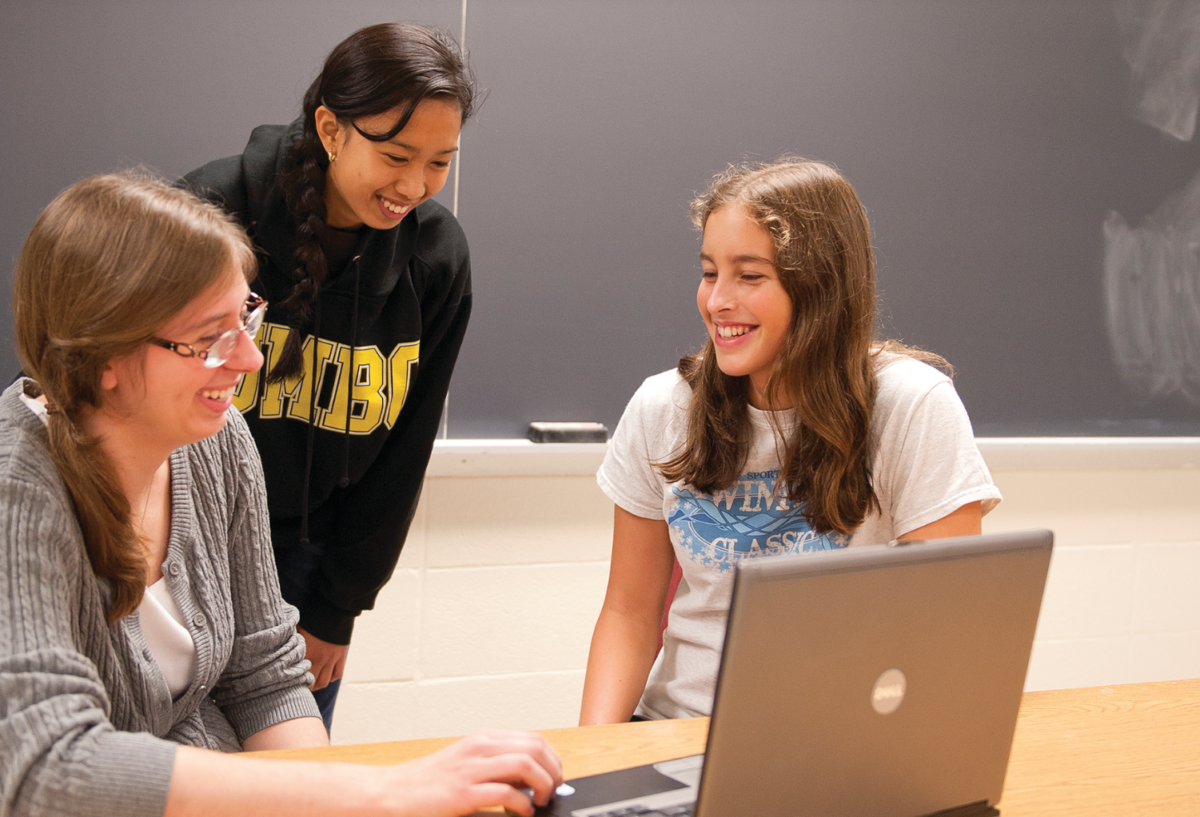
[659, 159, 946, 535]
[272, 22, 477, 382]
[14, 172, 255, 621]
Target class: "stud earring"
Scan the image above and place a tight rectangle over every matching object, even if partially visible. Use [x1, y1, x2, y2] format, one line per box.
[327, 150, 337, 163]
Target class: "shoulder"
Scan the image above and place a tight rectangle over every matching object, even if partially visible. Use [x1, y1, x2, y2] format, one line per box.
[875, 351, 952, 390]
[863, 353, 999, 531]
[868, 351, 982, 468]
[626, 368, 691, 418]
[0, 382, 67, 497]
[181, 410, 258, 494]
[180, 154, 243, 202]
[180, 122, 296, 216]
[872, 352, 955, 416]
[189, 408, 255, 462]
[610, 368, 691, 450]
[410, 198, 470, 270]
[403, 199, 471, 303]
[640, 367, 690, 403]
[0, 383, 85, 561]
[599, 369, 689, 514]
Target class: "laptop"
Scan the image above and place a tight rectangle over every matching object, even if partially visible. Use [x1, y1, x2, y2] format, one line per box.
[536, 529, 1053, 817]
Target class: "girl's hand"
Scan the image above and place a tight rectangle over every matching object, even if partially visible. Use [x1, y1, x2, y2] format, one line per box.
[381, 730, 564, 817]
[298, 626, 349, 691]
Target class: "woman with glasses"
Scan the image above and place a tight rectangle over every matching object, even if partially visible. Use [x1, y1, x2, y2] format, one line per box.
[0, 173, 561, 817]
[182, 22, 475, 730]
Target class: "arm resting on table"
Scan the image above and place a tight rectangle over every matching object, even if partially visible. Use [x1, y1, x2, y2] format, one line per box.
[165, 729, 562, 817]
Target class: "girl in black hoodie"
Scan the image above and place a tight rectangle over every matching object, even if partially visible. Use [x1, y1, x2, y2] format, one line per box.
[184, 22, 475, 731]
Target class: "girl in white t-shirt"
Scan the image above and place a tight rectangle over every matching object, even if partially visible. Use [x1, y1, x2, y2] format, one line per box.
[580, 159, 1001, 723]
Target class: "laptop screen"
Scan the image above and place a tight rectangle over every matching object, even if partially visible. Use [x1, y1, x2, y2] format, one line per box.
[698, 530, 1052, 817]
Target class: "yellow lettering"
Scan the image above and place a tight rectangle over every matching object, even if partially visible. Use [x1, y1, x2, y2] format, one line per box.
[348, 346, 387, 434]
[257, 324, 301, 418]
[282, 336, 336, 423]
[247, 324, 415, 433]
[316, 345, 387, 434]
[386, 341, 420, 429]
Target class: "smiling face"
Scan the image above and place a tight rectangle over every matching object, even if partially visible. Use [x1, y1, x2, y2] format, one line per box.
[318, 97, 462, 230]
[697, 205, 794, 409]
[99, 264, 265, 456]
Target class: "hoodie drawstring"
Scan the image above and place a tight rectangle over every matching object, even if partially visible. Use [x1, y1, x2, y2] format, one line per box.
[340, 256, 361, 489]
[298, 298, 322, 547]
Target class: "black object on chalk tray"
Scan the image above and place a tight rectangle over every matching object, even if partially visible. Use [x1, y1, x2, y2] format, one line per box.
[527, 422, 608, 443]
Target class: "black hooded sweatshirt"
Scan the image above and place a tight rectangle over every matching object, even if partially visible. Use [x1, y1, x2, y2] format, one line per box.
[182, 120, 471, 645]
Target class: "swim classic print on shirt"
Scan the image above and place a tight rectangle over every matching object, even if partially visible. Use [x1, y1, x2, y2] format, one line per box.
[232, 321, 419, 434]
[669, 468, 848, 570]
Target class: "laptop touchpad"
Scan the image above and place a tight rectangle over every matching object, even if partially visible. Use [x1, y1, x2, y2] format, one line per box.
[653, 755, 704, 788]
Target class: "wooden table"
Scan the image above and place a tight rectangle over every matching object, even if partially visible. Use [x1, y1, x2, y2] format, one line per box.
[264, 678, 1200, 815]
[1000, 678, 1200, 815]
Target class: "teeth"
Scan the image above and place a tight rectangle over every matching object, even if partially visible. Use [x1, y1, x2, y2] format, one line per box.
[381, 198, 411, 215]
[201, 387, 234, 401]
[718, 325, 751, 339]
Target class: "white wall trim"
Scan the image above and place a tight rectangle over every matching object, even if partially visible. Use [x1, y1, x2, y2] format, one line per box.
[976, 437, 1200, 470]
[427, 438, 1200, 477]
[427, 439, 608, 477]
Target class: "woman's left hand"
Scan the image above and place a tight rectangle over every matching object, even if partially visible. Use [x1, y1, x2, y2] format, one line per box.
[298, 626, 349, 691]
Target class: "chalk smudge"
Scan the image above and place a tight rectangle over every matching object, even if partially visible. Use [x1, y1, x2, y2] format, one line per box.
[1106, 0, 1200, 405]
[1104, 169, 1200, 405]
[1114, 0, 1200, 140]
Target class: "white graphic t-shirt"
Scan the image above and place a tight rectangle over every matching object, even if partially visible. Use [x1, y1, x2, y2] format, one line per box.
[597, 354, 1002, 719]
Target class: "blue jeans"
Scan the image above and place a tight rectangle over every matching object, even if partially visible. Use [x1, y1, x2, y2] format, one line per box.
[311, 678, 340, 733]
[274, 528, 343, 735]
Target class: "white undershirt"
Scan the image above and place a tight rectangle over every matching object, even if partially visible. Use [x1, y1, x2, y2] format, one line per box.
[19, 392, 48, 421]
[21, 392, 198, 699]
[140, 578, 197, 699]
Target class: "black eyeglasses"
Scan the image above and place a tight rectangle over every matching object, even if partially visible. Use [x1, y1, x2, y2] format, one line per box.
[149, 293, 267, 369]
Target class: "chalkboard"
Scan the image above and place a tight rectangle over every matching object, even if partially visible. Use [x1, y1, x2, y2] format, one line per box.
[3, 0, 1199, 438]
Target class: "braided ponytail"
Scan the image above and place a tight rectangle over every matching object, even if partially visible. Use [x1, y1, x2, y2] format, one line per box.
[14, 172, 255, 621]
[274, 89, 331, 381]
[46, 403, 144, 619]
[271, 22, 477, 382]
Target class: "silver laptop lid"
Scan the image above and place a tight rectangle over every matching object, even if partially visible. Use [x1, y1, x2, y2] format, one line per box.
[697, 529, 1053, 817]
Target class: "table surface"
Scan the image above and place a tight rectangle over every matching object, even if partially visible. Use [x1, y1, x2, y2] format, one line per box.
[262, 678, 1200, 816]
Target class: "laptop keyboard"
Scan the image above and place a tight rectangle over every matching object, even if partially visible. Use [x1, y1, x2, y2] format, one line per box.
[588, 806, 695, 817]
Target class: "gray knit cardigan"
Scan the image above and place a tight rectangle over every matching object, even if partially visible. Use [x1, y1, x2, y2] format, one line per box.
[0, 380, 319, 817]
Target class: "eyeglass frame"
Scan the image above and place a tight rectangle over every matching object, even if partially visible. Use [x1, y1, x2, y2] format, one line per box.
[148, 293, 267, 369]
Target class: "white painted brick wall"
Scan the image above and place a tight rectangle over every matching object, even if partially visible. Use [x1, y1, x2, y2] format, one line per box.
[987, 469, 1200, 691]
[331, 449, 1200, 745]
[335, 471, 612, 744]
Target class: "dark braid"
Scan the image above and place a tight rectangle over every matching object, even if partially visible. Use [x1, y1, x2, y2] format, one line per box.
[271, 23, 477, 382]
[273, 87, 332, 382]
